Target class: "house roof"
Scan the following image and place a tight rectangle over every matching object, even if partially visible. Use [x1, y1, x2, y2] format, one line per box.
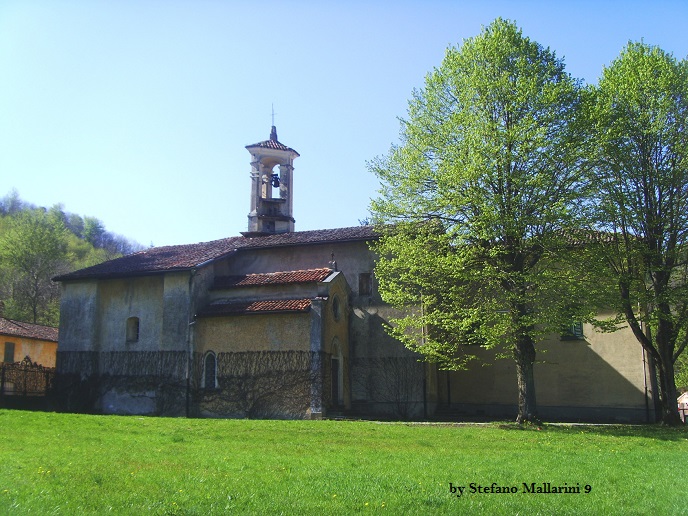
[212, 268, 334, 289]
[0, 317, 59, 342]
[198, 298, 313, 317]
[54, 226, 377, 282]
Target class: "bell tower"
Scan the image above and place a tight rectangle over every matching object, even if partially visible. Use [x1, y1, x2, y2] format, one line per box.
[242, 126, 300, 236]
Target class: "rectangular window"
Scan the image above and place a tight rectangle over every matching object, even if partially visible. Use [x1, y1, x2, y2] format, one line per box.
[4, 342, 15, 363]
[561, 322, 584, 340]
[358, 273, 372, 296]
[126, 317, 140, 343]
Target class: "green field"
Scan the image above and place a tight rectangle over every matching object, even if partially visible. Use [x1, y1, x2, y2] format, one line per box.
[1, 409, 686, 514]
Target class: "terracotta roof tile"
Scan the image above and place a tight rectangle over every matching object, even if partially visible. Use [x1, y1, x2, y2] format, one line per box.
[213, 268, 333, 289]
[0, 317, 59, 342]
[245, 138, 299, 155]
[54, 226, 377, 281]
[198, 298, 312, 316]
[245, 127, 300, 155]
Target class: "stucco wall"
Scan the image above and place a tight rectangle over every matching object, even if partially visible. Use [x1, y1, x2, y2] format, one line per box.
[161, 272, 193, 351]
[60, 271, 200, 355]
[58, 280, 99, 352]
[96, 276, 165, 352]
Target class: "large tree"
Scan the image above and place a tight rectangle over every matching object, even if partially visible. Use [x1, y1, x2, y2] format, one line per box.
[589, 42, 688, 425]
[369, 19, 594, 423]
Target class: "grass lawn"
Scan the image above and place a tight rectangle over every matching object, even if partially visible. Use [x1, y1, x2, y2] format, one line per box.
[1, 409, 687, 514]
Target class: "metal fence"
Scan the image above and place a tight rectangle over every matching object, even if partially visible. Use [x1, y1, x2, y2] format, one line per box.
[1, 356, 55, 396]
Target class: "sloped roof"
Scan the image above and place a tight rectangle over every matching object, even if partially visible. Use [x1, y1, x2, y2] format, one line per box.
[198, 298, 312, 316]
[54, 226, 377, 282]
[245, 125, 300, 156]
[213, 268, 334, 289]
[246, 138, 299, 154]
[0, 317, 59, 342]
[53, 237, 243, 281]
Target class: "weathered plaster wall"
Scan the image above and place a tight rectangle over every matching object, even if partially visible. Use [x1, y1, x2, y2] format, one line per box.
[57, 272, 198, 416]
[190, 266, 215, 319]
[96, 276, 165, 352]
[161, 272, 193, 351]
[57, 280, 99, 352]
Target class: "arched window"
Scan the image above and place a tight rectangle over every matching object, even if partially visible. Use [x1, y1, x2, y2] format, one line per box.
[126, 317, 139, 343]
[203, 352, 217, 389]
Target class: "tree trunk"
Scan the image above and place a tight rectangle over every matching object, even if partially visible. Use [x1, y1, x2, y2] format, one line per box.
[656, 349, 682, 425]
[514, 335, 538, 424]
[654, 313, 682, 425]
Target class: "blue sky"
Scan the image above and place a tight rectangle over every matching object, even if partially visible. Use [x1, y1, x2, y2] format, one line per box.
[1, 1, 687, 248]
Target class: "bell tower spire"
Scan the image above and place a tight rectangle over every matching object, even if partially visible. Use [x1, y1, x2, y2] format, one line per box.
[242, 126, 300, 236]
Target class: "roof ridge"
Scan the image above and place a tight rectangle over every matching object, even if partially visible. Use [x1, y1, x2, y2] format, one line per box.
[198, 297, 313, 316]
[0, 316, 59, 342]
[55, 226, 377, 282]
[0, 316, 57, 330]
[212, 268, 335, 289]
[238, 267, 332, 277]
[210, 296, 312, 304]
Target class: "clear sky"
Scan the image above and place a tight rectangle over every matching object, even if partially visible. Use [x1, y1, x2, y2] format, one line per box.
[1, 1, 687, 248]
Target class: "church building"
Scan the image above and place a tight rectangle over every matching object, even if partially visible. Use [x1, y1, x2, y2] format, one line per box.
[54, 128, 658, 422]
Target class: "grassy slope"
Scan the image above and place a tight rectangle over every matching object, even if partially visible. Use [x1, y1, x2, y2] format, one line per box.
[1, 410, 686, 514]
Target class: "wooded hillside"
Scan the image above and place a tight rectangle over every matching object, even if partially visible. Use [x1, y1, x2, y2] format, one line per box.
[0, 190, 142, 326]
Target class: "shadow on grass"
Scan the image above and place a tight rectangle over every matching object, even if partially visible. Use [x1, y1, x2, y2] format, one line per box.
[352, 415, 688, 441]
[492, 421, 688, 441]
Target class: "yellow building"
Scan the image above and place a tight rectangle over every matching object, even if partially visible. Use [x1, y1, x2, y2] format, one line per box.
[1, 317, 58, 368]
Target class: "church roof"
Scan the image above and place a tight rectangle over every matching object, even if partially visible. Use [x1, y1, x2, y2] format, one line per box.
[53, 226, 378, 282]
[198, 298, 312, 316]
[245, 126, 300, 156]
[0, 317, 59, 343]
[246, 138, 299, 154]
[212, 268, 334, 289]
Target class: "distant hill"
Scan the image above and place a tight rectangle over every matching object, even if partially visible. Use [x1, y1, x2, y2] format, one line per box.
[0, 189, 143, 326]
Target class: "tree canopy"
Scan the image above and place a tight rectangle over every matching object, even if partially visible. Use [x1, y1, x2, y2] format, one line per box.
[0, 210, 68, 325]
[0, 190, 143, 326]
[587, 42, 688, 424]
[369, 19, 599, 423]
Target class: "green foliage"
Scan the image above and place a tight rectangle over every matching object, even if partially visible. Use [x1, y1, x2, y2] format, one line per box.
[675, 350, 688, 393]
[587, 42, 688, 423]
[370, 19, 599, 371]
[82, 216, 106, 248]
[0, 210, 68, 325]
[0, 191, 141, 325]
[1, 411, 687, 514]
